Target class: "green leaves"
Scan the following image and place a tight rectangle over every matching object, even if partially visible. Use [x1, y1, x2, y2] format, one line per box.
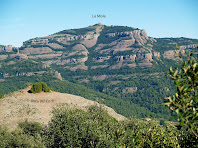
[45, 105, 118, 147]
[173, 69, 178, 77]
[170, 66, 173, 73]
[30, 82, 53, 93]
[180, 120, 184, 126]
[193, 63, 197, 71]
[165, 46, 198, 138]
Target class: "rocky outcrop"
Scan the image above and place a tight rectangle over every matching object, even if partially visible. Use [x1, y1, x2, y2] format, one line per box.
[127, 63, 136, 68]
[106, 30, 151, 46]
[132, 30, 149, 45]
[122, 87, 137, 93]
[57, 34, 94, 42]
[110, 81, 121, 85]
[24, 38, 49, 45]
[2, 71, 46, 78]
[163, 50, 176, 59]
[116, 52, 152, 62]
[94, 56, 111, 62]
[0, 46, 4, 52]
[144, 53, 153, 61]
[162, 44, 197, 60]
[179, 44, 197, 50]
[110, 62, 127, 69]
[4, 45, 13, 52]
[163, 49, 187, 60]
[54, 71, 63, 80]
[0, 55, 8, 60]
[65, 64, 88, 71]
[95, 44, 107, 51]
[21, 47, 53, 55]
[116, 55, 136, 62]
[48, 43, 65, 49]
[93, 51, 154, 69]
[138, 59, 153, 67]
[43, 56, 88, 66]
[72, 44, 89, 56]
[111, 40, 134, 54]
[39, 25, 103, 48]
[154, 52, 160, 58]
[28, 53, 62, 59]
[93, 75, 115, 81]
[81, 26, 103, 48]
[10, 54, 28, 60]
[91, 65, 109, 69]
[0, 45, 19, 53]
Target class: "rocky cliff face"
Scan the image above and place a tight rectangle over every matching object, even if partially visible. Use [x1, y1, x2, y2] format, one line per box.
[0, 45, 19, 53]
[1, 24, 198, 73]
[17, 24, 105, 71]
[105, 29, 150, 45]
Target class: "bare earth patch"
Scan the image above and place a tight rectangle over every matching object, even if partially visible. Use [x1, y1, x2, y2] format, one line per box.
[0, 87, 126, 129]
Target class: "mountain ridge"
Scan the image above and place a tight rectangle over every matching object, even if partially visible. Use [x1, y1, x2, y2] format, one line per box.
[0, 24, 197, 119]
[4, 24, 197, 71]
[1, 24, 197, 71]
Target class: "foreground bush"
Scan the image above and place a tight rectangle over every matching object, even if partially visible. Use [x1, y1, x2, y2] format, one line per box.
[119, 119, 180, 147]
[44, 105, 182, 147]
[0, 125, 45, 148]
[18, 120, 43, 137]
[44, 105, 118, 147]
[30, 82, 53, 93]
[0, 105, 196, 147]
[165, 46, 198, 140]
[0, 126, 12, 147]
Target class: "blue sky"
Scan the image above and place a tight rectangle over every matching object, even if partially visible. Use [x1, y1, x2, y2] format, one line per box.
[0, 0, 198, 47]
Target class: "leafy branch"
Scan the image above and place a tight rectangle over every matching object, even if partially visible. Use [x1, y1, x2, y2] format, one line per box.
[165, 44, 198, 138]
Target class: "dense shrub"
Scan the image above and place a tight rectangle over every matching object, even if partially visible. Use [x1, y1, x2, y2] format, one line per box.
[178, 128, 198, 147]
[30, 82, 42, 93]
[18, 121, 43, 137]
[119, 119, 180, 147]
[43, 105, 182, 147]
[160, 119, 166, 126]
[0, 125, 45, 148]
[0, 126, 12, 147]
[0, 106, 196, 147]
[44, 105, 118, 147]
[30, 82, 53, 93]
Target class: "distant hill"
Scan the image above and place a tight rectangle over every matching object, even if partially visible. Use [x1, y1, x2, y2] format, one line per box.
[0, 23, 197, 120]
[0, 86, 126, 130]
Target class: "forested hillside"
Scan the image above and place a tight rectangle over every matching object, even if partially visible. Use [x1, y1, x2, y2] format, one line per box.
[0, 23, 198, 120]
